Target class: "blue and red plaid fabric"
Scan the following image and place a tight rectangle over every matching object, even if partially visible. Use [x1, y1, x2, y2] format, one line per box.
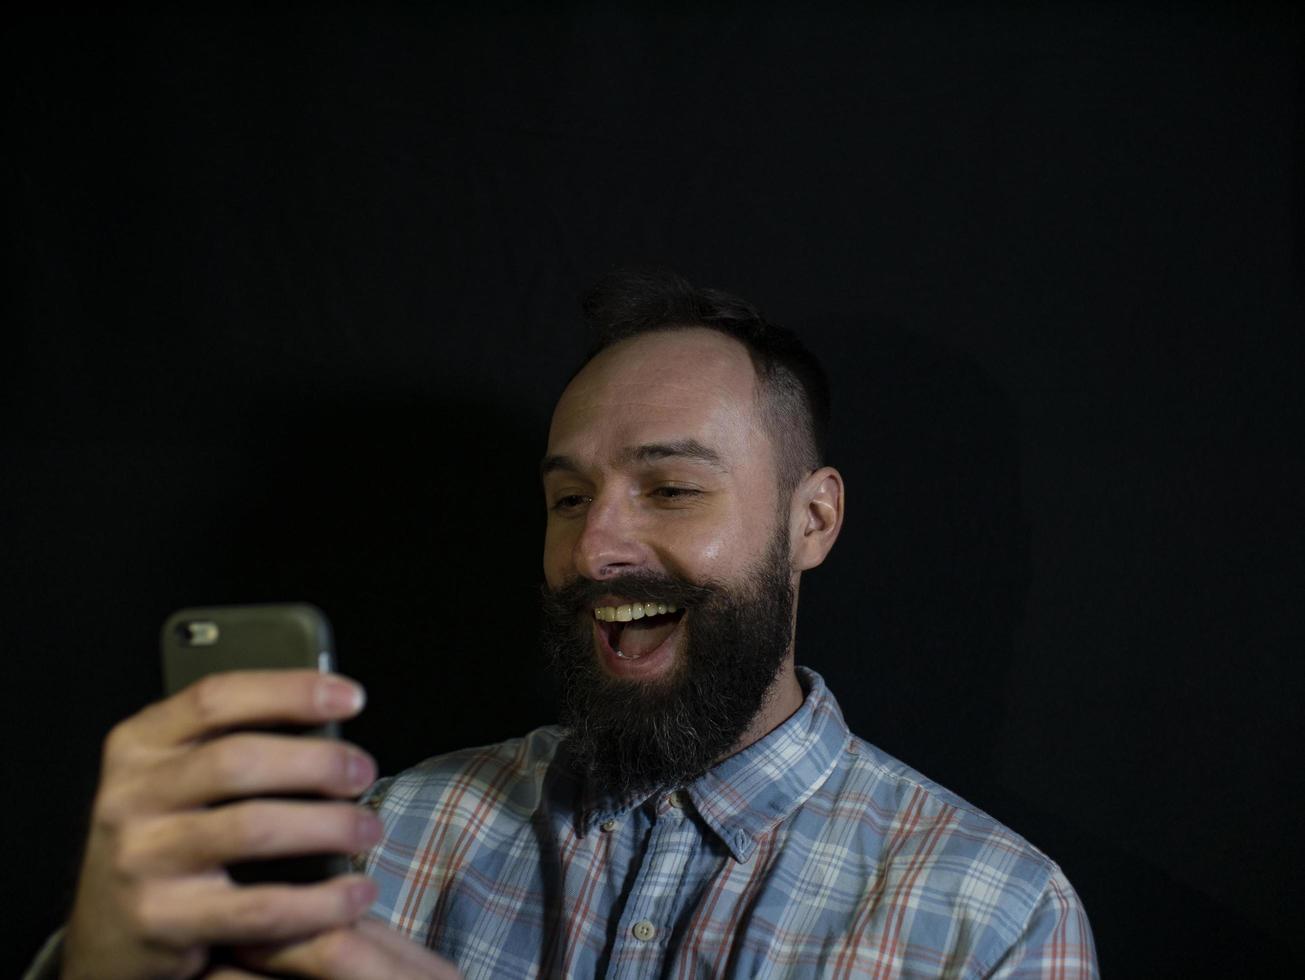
[363, 668, 1097, 978]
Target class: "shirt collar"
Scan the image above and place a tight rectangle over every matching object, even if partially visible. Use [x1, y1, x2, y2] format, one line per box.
[578, 667, 850, 862]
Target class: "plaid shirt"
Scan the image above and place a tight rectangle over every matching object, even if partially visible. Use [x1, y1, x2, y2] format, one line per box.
[363, 668, 1097, 978]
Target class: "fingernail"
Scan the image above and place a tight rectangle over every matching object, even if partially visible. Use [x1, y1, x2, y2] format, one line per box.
[357, 810, 384, 846]
[319, 677, 366, 715]
[347, 750, 376, 790]
[350, 878, 378, 912]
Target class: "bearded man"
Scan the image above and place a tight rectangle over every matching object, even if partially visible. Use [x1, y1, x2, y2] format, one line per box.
[42, 270, 1097, 979]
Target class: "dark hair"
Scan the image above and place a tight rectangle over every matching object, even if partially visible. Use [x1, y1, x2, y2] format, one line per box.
[579, 268, 831, 497]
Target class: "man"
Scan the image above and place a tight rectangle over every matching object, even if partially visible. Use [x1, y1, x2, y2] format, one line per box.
[38, 270, 1097, 978]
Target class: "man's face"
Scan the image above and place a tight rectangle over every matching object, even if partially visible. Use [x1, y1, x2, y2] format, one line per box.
[542, 328, 789, 678]
[540, 328, 798, 796]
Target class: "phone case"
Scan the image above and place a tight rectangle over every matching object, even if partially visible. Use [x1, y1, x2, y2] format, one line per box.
[159, 602, 349, 884]
[162, 602, 335, 691]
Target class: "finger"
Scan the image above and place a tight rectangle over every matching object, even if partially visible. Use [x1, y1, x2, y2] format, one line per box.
[120, 801, 384, 874]
[355, 918, 456, 972]
[237, 925, 463, 980]
[141, 733, 376, 809]
[136, 874, 378, 947]
[128, 671, 366, 748]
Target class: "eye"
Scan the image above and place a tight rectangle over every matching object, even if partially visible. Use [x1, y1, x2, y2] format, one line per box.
[651, 486, 701, 501]
[550, 493, 590, 513]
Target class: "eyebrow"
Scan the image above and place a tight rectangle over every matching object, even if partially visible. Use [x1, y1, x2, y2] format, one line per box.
[540, 439, 727, 478]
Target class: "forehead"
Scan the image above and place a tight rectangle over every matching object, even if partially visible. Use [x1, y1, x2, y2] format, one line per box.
[547, 328, 764, 459]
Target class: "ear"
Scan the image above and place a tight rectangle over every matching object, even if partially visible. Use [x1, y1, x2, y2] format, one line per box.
[789, 466, 845, 572]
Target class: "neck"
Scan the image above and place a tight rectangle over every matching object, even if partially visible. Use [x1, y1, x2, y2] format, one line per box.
[727, 656, 805, 759]
[727, 577, 807, 756]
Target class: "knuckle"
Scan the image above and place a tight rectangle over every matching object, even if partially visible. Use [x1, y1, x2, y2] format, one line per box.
[110, 823, 149, 877]
[188, 674, 230, 726]
[234, 884, 343, 941]
[126, 882, 168, 941]
[230, 887, 287, 934]
[92, 785, 131, 828]
[119, 886, 147, 934]
[102, 718, 139, 764]
[316, 927, 365, 971]
[314, 803, 361, 852]
[208, 737, 258, 786]
[306, 742, 350, 790]
[227, 803, 275, 855]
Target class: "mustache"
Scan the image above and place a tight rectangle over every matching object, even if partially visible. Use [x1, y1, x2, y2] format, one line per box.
[541, 571, 716, 617]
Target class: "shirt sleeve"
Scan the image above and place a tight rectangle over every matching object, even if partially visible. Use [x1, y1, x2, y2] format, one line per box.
[988, 868, 1099, 979]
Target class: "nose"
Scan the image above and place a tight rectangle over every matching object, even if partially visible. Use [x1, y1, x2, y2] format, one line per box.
[572, 491, 646, 580]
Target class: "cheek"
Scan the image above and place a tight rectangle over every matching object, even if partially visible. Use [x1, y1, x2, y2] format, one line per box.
[660, 518, 751, 583]
[693, 535, 725, 566]
[542, 521, 572, 586]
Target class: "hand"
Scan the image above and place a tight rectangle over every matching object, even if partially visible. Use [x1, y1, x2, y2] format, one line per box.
[208, 920, 464, 979]
[62, 670, 382, 980]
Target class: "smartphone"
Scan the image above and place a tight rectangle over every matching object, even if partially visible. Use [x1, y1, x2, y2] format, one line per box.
[160, 602, 350, 884]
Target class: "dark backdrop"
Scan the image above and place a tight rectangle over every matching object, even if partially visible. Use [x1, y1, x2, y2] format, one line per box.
[5, 5, 1303, 976]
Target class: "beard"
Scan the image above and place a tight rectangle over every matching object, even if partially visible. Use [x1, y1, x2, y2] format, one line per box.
[539, 526, 796, 801]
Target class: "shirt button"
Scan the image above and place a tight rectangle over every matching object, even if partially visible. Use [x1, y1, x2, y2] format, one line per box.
[600, 818, 619, 832]
[668, 791, 686, 809]
[632, 919, 657, 942]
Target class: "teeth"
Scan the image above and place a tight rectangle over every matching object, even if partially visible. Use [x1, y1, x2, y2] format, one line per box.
[593, 602, 678, 621]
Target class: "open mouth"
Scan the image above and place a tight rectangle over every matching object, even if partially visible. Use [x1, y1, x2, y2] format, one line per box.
[593, 601, 686, 660]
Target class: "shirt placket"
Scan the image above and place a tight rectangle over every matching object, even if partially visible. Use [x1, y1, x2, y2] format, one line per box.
[605, 790, 695, 979]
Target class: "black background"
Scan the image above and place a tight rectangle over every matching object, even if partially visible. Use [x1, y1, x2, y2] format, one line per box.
[5, 5, 1303, 976]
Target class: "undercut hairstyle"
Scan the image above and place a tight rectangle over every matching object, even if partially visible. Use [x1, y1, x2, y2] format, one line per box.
[579, 268, 831, 499]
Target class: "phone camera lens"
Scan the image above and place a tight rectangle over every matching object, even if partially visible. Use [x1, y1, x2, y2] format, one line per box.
[180, 621, 220, 645]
